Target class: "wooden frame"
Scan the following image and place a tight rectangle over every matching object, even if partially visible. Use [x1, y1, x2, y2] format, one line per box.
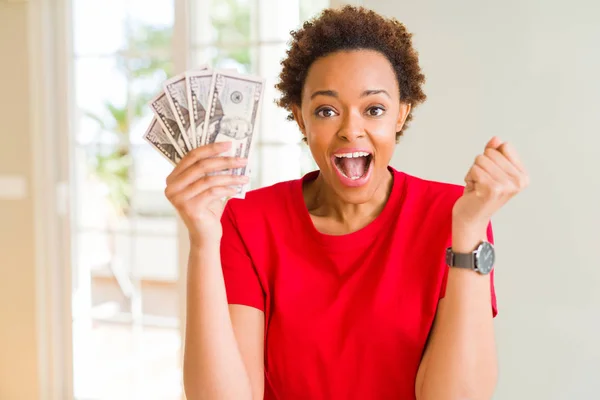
[29, 0, 75, 399]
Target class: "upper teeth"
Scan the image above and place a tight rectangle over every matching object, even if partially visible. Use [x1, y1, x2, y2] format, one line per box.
[335, 151, 370, 158]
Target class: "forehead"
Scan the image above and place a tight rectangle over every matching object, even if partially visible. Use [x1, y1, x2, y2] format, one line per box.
[303, 49, 399, 99]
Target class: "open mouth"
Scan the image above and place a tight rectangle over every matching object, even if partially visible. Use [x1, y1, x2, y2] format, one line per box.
[333, 151, 373, 180]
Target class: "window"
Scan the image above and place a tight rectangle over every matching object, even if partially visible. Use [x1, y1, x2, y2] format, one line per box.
[71, 1, 181, 398]
[188, 0, 326, 188]
[70, 1, 328, 399]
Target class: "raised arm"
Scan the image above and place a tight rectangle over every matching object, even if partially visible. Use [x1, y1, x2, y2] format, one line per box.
[415, 224, 498, 400]
[416, 137, 528, 399]
[184, 245, 264, 400]
[165, 142, 265, 400]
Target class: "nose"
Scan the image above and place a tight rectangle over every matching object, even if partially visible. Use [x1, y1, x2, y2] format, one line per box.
[337, 110, 365, 142]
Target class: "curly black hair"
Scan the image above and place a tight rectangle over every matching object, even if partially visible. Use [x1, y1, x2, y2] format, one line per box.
[276, 6, 427, 142]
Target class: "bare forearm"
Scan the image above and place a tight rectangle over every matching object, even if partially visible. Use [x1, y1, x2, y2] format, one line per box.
[418, 223, 498, 400]
[183, 242, 252, 400]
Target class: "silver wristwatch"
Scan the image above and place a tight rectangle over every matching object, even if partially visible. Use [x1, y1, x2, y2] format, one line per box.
[445, 241, 495, 275]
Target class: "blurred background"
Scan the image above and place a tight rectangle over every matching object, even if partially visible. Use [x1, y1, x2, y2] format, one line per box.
[68, 1, 324, 398]
[1, 0, 598, 399]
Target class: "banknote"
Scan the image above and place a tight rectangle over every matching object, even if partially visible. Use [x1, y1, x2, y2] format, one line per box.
[145, 68, 264, 199]
[143, 117, 182, 166]
[202, 70, 265, 177]
[164, 66, 208, 150]
[149, 91, 190, 154]
[186, 69, 214, 148]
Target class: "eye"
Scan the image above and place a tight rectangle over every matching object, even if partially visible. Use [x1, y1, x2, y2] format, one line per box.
[315, 107, 338, 118]
[367, 106, 385, 117]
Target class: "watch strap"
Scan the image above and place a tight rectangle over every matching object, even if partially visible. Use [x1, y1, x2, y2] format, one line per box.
[445, 247, 476, 269]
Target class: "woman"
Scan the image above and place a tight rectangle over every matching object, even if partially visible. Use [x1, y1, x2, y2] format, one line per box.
[166, 6, 529, 400]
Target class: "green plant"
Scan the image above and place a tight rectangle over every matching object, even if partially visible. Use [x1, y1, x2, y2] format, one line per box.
[210, 0, 251, 68]
[85, 24, 173, 215]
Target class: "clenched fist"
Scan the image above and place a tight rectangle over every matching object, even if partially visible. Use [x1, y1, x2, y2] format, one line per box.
[453, 137, 529, 229]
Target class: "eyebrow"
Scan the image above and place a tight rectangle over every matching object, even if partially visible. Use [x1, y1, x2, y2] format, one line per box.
[362, 89, 391, 99]
[310, 90, 338, 100]
[310, 89, 391, 100]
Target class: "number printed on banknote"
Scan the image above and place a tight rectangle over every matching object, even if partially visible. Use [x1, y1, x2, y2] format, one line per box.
[143, 117, 183, 166]
[149, 92, 190, 154]
[203, 71, 265, 177]
[186, 69, 215, 148]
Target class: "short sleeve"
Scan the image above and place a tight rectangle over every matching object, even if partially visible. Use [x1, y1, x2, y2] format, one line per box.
[439, 222, 498, 317]
[220, 203, 265, 312]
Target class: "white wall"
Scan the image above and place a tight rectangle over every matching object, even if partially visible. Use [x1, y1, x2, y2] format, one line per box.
[362, 0, 600, 399]
[0, 3, 40, 400]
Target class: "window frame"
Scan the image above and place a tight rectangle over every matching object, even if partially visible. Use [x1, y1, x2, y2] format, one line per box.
[30, 0, 75, 398]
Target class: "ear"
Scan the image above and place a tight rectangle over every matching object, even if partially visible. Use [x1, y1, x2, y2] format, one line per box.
[292, 104, 306, 136]
[396, 102, 412, 132]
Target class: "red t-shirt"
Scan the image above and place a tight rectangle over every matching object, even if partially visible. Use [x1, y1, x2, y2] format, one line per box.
[220, 167, 497, 399]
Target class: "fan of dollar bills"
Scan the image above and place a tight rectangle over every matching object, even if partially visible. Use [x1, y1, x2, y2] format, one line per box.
[144, 65, 265, 198]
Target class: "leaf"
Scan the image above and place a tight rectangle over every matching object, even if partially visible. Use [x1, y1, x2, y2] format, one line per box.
[83, 110, 113, 133]
[105, 102, 129, 136]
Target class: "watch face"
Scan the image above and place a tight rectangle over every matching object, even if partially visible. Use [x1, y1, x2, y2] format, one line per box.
[475, 242, 495, 274]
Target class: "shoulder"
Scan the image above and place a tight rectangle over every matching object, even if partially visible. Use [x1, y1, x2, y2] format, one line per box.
[404, 171, 463, 198]
[223, 177, 298, 224]
[394, 168, 465, 215]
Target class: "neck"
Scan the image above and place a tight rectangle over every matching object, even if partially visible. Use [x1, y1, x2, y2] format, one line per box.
[305, 168, 394, 233]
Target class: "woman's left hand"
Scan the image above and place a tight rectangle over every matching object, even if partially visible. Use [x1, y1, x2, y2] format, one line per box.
[452, 136, 530, 230]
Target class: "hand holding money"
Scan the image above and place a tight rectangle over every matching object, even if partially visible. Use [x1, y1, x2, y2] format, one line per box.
[144, 66, 265, 199]
[164, 141, 250, 245]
